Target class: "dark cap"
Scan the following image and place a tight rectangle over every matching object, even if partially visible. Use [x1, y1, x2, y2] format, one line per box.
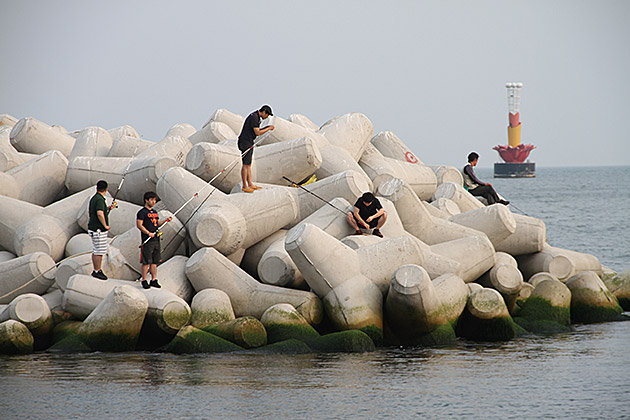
[259, 105, 273, 116]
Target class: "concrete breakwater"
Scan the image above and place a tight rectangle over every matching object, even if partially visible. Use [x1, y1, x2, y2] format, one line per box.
[0, 111, 628, 354]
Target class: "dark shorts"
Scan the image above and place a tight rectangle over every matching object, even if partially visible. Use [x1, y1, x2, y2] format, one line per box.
[354, 214, 379, 229]
[140, 239, 161, 265]
[238, 140, 253, 165]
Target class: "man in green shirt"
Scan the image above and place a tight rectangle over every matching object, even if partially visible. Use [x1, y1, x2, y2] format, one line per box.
[88, 180, 115, 280]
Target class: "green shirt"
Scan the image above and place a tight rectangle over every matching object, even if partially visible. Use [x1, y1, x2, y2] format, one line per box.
[88, 193, 109, 231]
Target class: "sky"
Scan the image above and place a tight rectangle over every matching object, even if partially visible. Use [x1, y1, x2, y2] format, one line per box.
[1, 1, 628, 168]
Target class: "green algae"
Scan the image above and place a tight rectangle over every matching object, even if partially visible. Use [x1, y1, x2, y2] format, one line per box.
[409, 323, 457, 346]
[248, 339, 313, 355]
[80, 331, 139, 352]
[307, 330, 375, 353]
[48, 334, 91, 352]
[0, 321, 33, 355]
[570, 301, 624, 324]
[358, 325, 383, 346]
[455, 310, 526, 342]
[514, 317, 572, 334]
[163, 326, 243, 354]
[518, 296, 571, 326]
[52, 321, 83, 344]
[264, 322, 320, 344]
[202, 316, 267, 349]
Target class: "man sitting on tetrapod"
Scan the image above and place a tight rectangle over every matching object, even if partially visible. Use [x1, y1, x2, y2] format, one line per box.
[346, 192, 387, 237]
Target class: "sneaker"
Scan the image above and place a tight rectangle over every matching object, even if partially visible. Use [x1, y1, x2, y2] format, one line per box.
[373, 229, 383, 238]
[354, 230, 363, 235]
[251, 185, 263, 190]
[242, 187, 254, 193]
[150, 279, 161, 288]
[500, 200, 510, 206]
[141, 280, 150, 289]
[92, 270, 108, 280]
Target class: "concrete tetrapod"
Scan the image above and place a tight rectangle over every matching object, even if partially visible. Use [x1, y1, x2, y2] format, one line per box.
[108, 124, 139, 142]
[135, 134, 192, 167]
[155, 256, 194, 303]
[5, 150, 69, 206]
[359, 143, 437, 200]
[165, 123, 196, 140]
[456, 288, 524, 341]
[77, 285, 148, 352]
[385, 264, 455, 346]
[64, 233, 95, 257]
[354, 235, 425, 294]
[515, 279, 572, 333]
[432, 273, 469, 325]
[0, 293, 53, 349]
[0, 250, 17, 263]
[185, 137, 322, 193]
[190, 288, 235, 329]
[108, 135, 153, 157]
[69, 127, 113, 159]
[477, 252, 523, 313]
[54, 246, 137, 291]
[65, 155, 178, 205]
[370, 131, 424, 164]
[602, 270, 630, 310]
[162, 325, 242, 354]
[14, 187, 95, 261]
[0, 114, 18, 128]
[0, 252, 56, 304]
[62, 274, 190, 335]
[433, 182, 485, 213]
[528, 272, 560, 288]
[261, 303, 320, 344]
[10, 117, 76, 157]
[317, 112, 374, 161]
[0, 320, 34, 354]
[184, 247, 323, 325]
[429, 235, 496, 283]
[494, 214, 546, 256]
[188, 121, 237, 145]
[0, 195, 44, 255]
[448, 204, 516, 247]
[288, 114, 319, 131]
[284, 223, 383, 342]
[565, 271, 623, 323]
[377, 177, 485, 245]
[207, 108, 244, 136]
[430, 198, 461, 218]
[202, 316, 267, 349]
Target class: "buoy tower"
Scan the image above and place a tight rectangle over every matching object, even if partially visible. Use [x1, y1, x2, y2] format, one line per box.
[493, 82, 536, 177]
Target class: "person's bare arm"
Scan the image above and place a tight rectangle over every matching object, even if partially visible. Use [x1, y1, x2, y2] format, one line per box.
[253, 125, 275, 136]
[353, 207, 369, 228]
[97, 210, 110, 230]
[366, 208, 385, 223]
[136, 219, 155, 238]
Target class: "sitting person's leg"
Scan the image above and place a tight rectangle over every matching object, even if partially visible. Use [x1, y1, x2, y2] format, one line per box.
[347, 211, 363, 234]
[469, 185, 497, 204]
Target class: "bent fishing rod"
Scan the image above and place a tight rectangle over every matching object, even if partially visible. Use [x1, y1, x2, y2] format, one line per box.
[281, 175, 369, 229]
[140, 135, 267, 248]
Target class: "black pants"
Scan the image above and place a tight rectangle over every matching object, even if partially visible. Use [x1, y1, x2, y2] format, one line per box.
[469, 185, 501, 205]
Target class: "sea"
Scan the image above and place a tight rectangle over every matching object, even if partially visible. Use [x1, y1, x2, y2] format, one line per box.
[1, 166, 629, 420]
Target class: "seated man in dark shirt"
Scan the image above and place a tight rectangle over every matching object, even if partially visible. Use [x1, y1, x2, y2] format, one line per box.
[346, 192, 387, 238]
[462, 152, 509, 206]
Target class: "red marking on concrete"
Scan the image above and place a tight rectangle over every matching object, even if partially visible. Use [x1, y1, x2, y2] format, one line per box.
[405, 152, 418, 163]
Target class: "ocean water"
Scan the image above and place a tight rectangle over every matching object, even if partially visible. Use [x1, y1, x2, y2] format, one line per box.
[1, 166, 629, 420]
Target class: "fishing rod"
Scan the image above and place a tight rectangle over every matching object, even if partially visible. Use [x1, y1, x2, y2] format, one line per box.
[281, 175, 369, 229]
[110, 144, 140, 209]
[508, 202, 530, 217]
[140, 135, 267, 248]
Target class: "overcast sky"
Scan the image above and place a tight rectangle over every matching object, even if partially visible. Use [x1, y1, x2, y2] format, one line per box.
[1, 1, 628, 168]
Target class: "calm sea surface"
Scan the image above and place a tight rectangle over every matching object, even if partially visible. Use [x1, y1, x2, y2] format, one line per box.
[1, 166, 629, 420]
